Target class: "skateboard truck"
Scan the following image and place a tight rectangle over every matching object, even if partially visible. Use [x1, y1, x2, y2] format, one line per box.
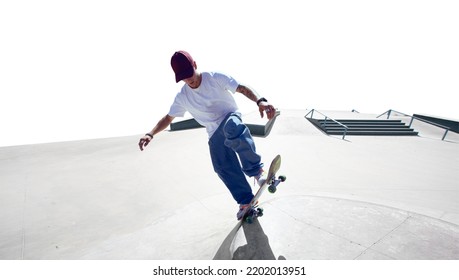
[244, 207, 264, 224]
[268, 175, 287, 193]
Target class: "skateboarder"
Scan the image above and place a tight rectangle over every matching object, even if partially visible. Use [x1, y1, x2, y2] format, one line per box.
[138, 50, 277, 219]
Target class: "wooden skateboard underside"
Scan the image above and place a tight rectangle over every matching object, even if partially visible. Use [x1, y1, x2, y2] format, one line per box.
[241, 154, 286, 223]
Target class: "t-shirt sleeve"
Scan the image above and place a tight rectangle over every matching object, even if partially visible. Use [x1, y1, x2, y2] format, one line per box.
[167, 94, 187, 117]
[213, 72, 239, 93]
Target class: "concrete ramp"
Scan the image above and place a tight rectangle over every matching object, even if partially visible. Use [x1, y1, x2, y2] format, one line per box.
[215, 196, 459, 260]
[1, 110, 458, 260]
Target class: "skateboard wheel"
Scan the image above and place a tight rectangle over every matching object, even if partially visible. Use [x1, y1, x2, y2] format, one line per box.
[279, 175, 287, 182]
[245, 215, 254, 224]
[268, 185, 277, 193]
[257, 208, 264, 217]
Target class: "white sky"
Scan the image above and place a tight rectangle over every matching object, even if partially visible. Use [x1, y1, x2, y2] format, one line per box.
[1, 0, 458, 147]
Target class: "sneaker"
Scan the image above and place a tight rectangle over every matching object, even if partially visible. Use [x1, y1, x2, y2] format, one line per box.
[255, 169, 267, 187]
[237, 204, 251, 220]
[236, 200, 259, 220]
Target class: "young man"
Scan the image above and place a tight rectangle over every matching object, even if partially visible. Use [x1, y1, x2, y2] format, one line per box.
[138, 50, 276, 220]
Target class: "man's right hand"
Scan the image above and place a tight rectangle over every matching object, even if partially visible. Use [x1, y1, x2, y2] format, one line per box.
[138, 115, 174, 151]
[138, 135, 153, 151]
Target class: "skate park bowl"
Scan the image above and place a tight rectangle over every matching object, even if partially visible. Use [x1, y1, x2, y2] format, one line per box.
[1, 110, 458, 260]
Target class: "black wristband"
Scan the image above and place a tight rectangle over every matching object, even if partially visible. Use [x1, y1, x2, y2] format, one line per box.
[145, 133, 153, 138]
[257, 97, 268, 106]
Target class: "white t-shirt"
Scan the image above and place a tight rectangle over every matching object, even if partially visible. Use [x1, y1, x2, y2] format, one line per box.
[168, 72, 240, 138]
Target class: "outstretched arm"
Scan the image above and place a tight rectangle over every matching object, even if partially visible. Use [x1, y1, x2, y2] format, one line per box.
[138, 114, 175, 151]
[236, 84, 276, 120]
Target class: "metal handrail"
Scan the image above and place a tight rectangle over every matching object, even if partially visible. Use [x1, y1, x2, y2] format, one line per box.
[305, 109, 349, 140]
[377, 109, 411, 119]
[409, 116, 450, 140]
[378, 109, 450, 140]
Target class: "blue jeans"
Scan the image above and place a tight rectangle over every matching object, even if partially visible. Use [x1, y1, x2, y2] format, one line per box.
[208, 113, 263, 204]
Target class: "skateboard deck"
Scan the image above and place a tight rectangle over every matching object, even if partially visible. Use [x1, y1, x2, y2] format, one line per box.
[240, 154, 286, 223]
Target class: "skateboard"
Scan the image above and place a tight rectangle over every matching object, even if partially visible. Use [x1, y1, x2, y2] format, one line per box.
[241, 154, 286, 224]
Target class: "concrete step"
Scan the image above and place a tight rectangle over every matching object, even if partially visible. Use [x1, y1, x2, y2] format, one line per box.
[320, 119, 403, 124]
[326, 127, 415, 132]
[328, 130, 419, 136]
[308, 118, 419, 136]
[323, 124, 407, 128]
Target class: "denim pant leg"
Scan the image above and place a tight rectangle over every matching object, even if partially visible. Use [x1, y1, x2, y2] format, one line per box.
[209, 127, 254, 205]
[222, 113, 263, 177]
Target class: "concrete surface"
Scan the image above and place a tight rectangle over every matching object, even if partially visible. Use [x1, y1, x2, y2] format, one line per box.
[1, 110, 458, 259]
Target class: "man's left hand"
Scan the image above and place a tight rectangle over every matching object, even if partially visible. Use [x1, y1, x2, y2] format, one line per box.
[258, 102, 276, 120]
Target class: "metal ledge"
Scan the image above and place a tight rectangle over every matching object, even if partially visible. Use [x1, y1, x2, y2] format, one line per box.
[170, 111, 280, 137]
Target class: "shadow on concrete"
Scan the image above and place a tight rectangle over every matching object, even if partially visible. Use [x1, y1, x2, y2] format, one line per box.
[213, 218, 285, 260]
